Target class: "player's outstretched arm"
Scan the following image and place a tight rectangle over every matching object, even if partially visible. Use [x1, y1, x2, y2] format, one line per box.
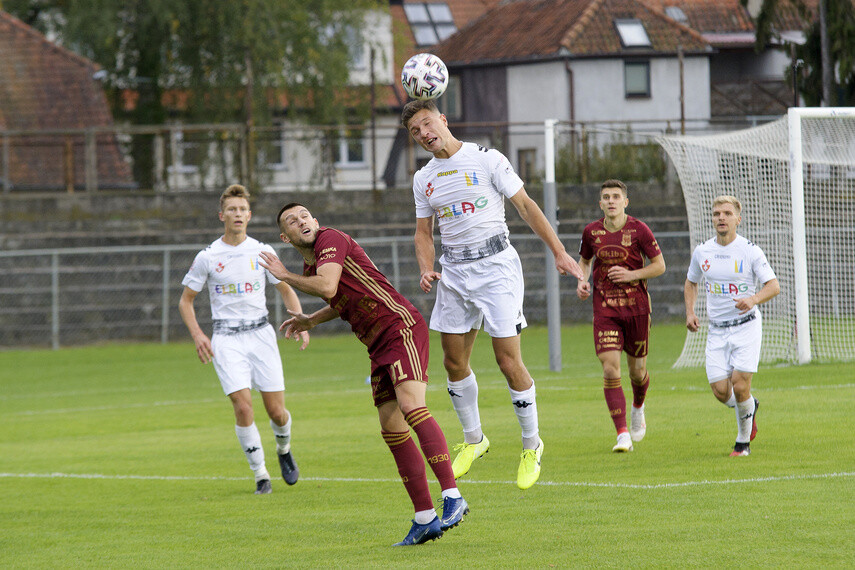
[274, 281, 309, 350]
[415, 216, 441, 293]
[684, 279, 700, 332]
[509, 187, 584, 279]
[178, 286, 214, 363]
[281, 307, 338, 340]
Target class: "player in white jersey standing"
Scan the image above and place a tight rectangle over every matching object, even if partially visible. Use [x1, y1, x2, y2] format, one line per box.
[684, 195, 780, 457]
[402, 99, 583, 489]
[179, 184, 309, 493]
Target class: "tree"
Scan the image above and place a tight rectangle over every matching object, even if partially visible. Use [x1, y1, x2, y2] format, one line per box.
[744, 0, 855, 106]
[4, 0, 382, 185]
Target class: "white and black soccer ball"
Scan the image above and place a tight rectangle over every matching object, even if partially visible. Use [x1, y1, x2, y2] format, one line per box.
[401, 53, 449, 100]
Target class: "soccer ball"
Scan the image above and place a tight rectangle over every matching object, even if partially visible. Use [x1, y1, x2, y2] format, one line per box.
[401, 53, 449, 100]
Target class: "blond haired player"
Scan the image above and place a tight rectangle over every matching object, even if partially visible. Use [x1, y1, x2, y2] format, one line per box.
[685, 195, 780, 456]
[179, 184, 308, 493]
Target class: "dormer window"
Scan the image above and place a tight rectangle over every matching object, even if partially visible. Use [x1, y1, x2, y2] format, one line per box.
[664, 6, 689, 25]
[615, 19, 651, 48]
[404, 3, 457, 47]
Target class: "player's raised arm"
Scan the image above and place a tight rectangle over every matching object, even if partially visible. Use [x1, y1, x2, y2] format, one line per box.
[259, 250, 343, 300]
[508, 187, 583, 279]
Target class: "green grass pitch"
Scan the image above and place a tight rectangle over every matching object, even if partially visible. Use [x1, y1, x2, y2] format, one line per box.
[1, 324, 853, 568]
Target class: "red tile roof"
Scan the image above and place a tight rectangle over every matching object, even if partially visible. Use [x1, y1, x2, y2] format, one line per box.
[641, 0, 817, 36]
[433, 0, 709, 65]
[0, 11, 132, 189]
[392, 1, 504, 100]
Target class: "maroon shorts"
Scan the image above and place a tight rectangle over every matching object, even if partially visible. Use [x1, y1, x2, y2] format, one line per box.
[592, 313, 650, 357]
[369, 318, 430, 407]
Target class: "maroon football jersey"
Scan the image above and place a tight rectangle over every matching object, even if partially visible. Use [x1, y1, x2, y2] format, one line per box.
[304, 227, 423, 351]
[579, 216, 661, 317]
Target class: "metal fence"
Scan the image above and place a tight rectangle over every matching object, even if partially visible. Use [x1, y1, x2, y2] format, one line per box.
[0, 232, 692, 349]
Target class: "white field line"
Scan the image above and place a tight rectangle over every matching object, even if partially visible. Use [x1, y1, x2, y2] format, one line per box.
[6, 382, 854, 417]
[0, 471, 852, 490]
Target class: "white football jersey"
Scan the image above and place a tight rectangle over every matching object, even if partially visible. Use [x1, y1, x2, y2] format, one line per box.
[182, 236, 279, 321]
[687, 234, 777, 321]
[413, 142, 524, 255]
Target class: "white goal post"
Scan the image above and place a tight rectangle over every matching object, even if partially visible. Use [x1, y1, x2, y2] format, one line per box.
[660, 107, 855, 367]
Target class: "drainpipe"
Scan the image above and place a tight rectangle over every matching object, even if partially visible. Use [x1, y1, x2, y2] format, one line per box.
[565, 58, 576, 159]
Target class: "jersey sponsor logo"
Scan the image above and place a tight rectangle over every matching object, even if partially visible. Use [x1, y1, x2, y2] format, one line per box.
[705, 281, 749, 295]
[426, 182, 434, 196]
[437, 170, 457, 177]
[320, 247, 337, 254]
[596, 245, 627, 264]
[701, 259, 711, 271]
[464, 171, 480, 186]
[318, 253, 336, 262]
[436, 196, 488, 219]
[215, 262, 225, 273]
[591, 230, 606, 236]
[214, 281, 261, 295]
[734, 260, 744, 273]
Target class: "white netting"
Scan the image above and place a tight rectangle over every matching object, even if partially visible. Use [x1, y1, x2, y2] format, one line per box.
[659, 111, 855, 367]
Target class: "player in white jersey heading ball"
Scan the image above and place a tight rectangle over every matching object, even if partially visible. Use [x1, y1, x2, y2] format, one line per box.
[684, 195, 780, 457]
[402, 99, 583, 489]
[179, 184, 309, 494]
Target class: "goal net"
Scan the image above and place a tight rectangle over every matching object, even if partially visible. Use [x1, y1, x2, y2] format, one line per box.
[659, 108, 855, 367]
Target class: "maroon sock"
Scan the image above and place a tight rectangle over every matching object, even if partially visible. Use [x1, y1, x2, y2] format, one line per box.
[631, 372, 650, 408]
[405, 407, 456, 491]
[604, 378, 628, 433]
[382, 430, 433, 512]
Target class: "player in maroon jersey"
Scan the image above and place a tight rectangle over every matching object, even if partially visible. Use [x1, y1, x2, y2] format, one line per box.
[258, 203, 466, 546]
[576, 180, 666, 452]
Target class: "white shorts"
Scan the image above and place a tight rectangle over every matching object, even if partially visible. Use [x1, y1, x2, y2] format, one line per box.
[430, 245, 527, 338]
[211, 324, 285, 395]
[705, 313, 762, 382]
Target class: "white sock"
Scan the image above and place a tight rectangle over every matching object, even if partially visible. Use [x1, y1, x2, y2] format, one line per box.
[271, 415, 292, 454]
[735, 397, 755, 444]
[235, 423, 268, 480]
[448, 373, 482, 444]
[441, 487, 462, 499]
[724, 392, 737, 408]
[414, 508, 437, 525]
[509, 381, 539, 449]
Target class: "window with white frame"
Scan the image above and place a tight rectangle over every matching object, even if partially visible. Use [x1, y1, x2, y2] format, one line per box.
[624, 60, 650, 98]
[335, 128, 366, 167]
[403, 2, 456, 47]
[615, 19, 651, 48]
[437, 75, 462, 120]
[167, 126, 199, 174]
[260, 121, 288, 170]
